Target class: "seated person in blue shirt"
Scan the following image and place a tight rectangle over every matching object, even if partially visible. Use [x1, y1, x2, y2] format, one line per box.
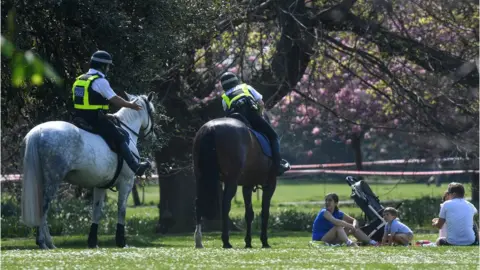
[312, 193, 378, 247]
[381, 207, 414, 246]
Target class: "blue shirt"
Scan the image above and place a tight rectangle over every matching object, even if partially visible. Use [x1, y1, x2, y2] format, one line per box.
[384, 218, 413, 235]
[312, 208, 344, 241]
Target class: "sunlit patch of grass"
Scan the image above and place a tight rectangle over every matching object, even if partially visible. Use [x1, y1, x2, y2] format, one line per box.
[2, 232, 478, 269]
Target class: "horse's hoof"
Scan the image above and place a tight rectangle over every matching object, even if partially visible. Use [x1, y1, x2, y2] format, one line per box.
[245, 244, 252, 249]
[262, 244, 271, 248]
[115, 223, 126, 248]
[223, 243, 233, 249]
[115, 236, 126, 248]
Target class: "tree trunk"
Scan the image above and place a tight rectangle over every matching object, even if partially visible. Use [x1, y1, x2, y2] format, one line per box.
[351, 134, 363, 169]
[155, 161, 236, 233]
[156, 164, 196, 234]
[131, 184, 142, 206]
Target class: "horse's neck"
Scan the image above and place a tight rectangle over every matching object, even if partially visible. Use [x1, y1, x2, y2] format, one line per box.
[115, 108, 142, 145]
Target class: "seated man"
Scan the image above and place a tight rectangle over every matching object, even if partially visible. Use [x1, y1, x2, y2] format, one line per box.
[219, 72, 290, 176]
[432, 182, 478, 246]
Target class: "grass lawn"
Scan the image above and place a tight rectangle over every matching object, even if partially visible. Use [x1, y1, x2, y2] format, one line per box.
[1, 232, 478, 269]
[120, 181, 466, 219]
[122, 181, 458, 206]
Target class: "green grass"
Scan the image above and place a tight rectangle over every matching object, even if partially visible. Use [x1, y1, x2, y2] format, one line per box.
[120, 182, 467, 219]
[1, 232, 478, 269]
[121, 181, 460, 206]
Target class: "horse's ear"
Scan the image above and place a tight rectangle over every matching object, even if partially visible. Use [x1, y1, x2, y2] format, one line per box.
[147, 91, 155, 101]
[126, 92, 138, 102]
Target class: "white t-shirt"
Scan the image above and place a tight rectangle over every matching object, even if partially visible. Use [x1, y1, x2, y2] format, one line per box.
[222, 84, 263, 111]
[439, 198, 478, 245]
[439, 203, 447, 238]
[86, 68, 117, 100]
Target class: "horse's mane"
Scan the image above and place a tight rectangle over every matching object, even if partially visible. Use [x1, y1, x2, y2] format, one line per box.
[115, 94, 155, 123]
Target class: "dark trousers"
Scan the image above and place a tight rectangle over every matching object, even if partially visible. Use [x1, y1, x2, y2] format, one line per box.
[74, 109, 145, 173]
[75, 110, 123, 146]
[94, 116, 124, 146]
[230, 106, 281, 167]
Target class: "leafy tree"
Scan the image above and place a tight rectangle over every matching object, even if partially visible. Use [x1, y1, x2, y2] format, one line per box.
[2, 0, 478, 231]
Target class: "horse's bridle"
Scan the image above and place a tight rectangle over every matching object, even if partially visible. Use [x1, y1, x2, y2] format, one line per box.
[117, 96, 155, 140]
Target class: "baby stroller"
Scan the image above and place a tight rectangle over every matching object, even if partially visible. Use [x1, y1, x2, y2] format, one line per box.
[345, 176, 399, 242]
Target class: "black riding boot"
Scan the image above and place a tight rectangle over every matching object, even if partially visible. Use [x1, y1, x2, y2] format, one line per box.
[271, 139, 290, 176]
[119, 142, 151, 176]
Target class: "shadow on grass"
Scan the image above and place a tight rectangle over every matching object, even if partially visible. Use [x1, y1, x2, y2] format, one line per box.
[1, 234, 175, 250]
[1, 231, 313, 250]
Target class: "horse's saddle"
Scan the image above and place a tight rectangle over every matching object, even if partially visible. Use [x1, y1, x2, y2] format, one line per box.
[227, 113, 272, 158]
[71, 117, 129, 154]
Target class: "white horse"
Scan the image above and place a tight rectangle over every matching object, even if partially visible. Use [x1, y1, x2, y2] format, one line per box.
[21, 92, 156, 249]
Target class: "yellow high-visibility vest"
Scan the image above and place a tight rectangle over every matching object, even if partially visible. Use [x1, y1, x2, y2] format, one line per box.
[72, 74, 109, 110]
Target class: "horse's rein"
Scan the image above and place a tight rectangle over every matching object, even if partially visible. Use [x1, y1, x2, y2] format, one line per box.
[116, 97, 155, 140]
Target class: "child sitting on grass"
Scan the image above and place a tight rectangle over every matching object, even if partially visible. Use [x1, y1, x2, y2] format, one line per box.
[381, 207, 414, 246]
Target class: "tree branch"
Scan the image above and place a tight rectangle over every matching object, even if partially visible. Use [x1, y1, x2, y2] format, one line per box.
[312, 5, 479, 88]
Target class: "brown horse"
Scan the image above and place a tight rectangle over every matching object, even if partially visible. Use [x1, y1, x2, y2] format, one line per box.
[193, 116, 276, 248]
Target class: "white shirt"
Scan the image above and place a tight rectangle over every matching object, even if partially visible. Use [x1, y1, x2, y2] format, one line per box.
[439, 203, 447, 238]
[439, 198, 478, 245]
[86, 68, 117, 100]
[222, 84, 263, 111]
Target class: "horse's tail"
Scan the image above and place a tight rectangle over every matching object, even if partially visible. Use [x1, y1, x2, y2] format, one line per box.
[194, 127, 220, 220]
[21, 130, 44, 227]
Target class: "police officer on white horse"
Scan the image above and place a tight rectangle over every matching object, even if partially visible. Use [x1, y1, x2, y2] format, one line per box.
[72, 50, 151, 176]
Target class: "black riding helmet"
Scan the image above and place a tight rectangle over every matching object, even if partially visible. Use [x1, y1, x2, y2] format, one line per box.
[89, 50, 113, 74]
[90, 50, 114, 65]
[220, 72, 240, 91]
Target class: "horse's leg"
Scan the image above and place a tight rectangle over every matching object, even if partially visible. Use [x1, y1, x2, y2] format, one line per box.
[88, 187, 106, 248]
[221, 183, 237, 249]
[194, 198, 204, 248]
[37, 176, 61, 249]
[116, 179, 133, 248]
[260, 180, 277, 248]
[242, 186, 254, 248]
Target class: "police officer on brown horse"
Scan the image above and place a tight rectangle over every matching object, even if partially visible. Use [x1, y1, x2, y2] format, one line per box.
[72, 50, 151, 176]
[220, 72, 289, 176]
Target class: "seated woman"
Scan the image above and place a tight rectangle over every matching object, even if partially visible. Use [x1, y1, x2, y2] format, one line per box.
[312, 193, 378, 247]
